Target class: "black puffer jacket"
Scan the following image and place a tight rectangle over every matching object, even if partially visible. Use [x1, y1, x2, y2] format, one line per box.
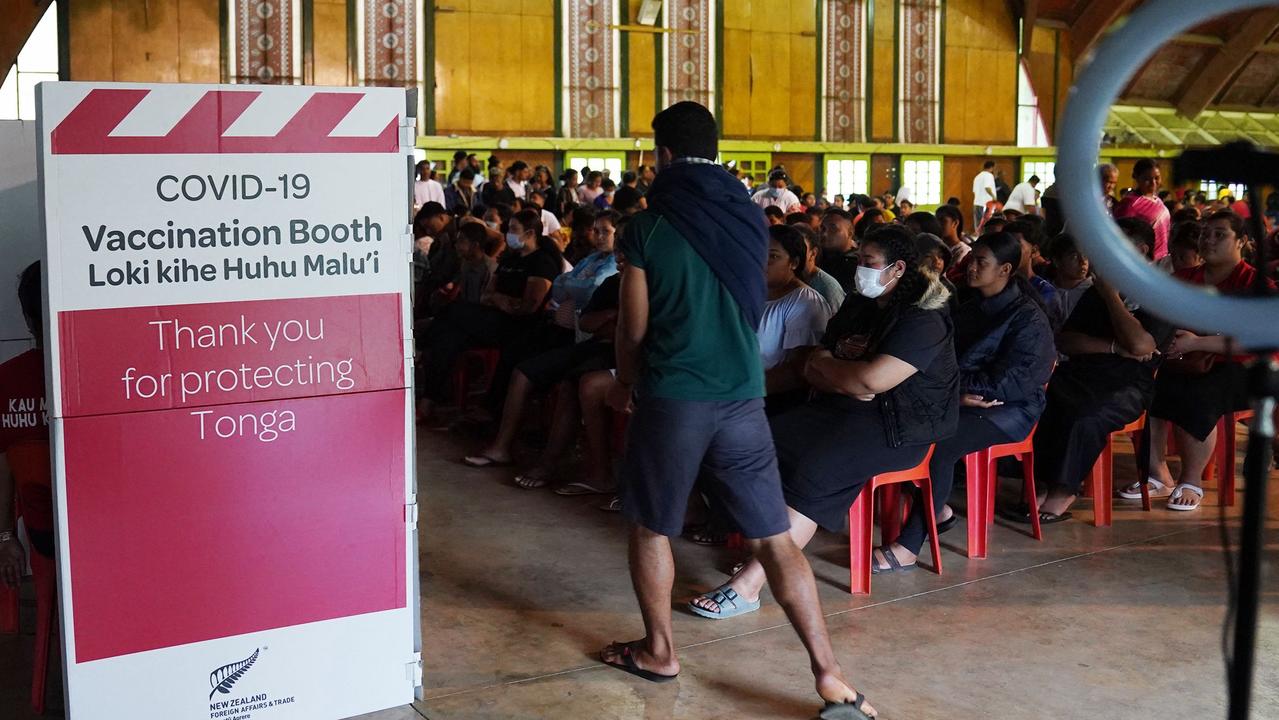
[952, 281, 1056, 440]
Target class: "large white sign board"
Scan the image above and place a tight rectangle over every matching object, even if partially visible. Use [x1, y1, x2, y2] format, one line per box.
[37, 82, 420, 720]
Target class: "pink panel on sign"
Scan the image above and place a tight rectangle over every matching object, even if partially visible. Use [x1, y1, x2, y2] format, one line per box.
[59, 294, 404, 418]
[64, 390, 408, 663]
[49, 89, 399, 155]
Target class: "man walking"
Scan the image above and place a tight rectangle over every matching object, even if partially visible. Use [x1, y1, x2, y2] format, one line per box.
[972, 160, 997, 232]
[601, 101, 876, 720]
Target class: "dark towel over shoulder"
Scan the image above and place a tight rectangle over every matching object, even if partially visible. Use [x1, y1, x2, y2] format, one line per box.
[644, 161, 768, 329]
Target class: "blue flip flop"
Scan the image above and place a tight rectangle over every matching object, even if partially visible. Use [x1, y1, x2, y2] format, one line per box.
[687, 584, 760, 620]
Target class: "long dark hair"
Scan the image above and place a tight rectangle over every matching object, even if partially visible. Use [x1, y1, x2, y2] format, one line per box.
[970, 231, 1047, 313]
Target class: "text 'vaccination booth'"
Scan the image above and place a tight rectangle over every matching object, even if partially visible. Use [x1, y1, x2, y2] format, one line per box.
[37, 82, 421, 720]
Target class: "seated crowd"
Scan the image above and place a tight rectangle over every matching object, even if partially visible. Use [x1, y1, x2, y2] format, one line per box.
[403, 151, 1274, 594]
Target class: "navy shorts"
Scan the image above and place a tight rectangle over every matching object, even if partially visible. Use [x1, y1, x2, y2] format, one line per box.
[619, 397, 791, 539]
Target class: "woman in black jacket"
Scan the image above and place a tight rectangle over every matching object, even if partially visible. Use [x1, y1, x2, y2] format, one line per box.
[690, 225, 959, 618]
[876, 232, 1056, 571]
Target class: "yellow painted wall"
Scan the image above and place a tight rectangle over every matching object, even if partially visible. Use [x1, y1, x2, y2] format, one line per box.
[313, 0, 349, 87]
[70, 0, 219, 83]
[870, 0, 895, 142]
[624, 0, 656, 136]
[433, 0, 555, 136]
[721, 0, 818, 140]
[942, 0, 1016, 145]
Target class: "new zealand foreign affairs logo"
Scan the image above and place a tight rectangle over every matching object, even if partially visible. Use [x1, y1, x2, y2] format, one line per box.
[209, 649, 260, 700]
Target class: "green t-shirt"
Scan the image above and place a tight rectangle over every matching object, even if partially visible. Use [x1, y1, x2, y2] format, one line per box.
[618, 211, 765, 401]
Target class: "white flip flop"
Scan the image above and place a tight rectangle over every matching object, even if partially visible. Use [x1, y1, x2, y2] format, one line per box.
[1167, 483, 1204, 512]
[1118, 477, 1174, 500]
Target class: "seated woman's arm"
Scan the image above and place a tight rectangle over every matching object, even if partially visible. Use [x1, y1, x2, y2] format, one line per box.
[1096, 280, 1157, 357]
[507, 277, 554, 316]
[1055, 282, 1156, 359]
[1172, 331, 1233, 356]
[963, 316, 1055, 403]
[765, 347, 816, 395]
[803, 351, 917, 397]
[1054, 331, 1112, 356]
[578, 308, 618, 338]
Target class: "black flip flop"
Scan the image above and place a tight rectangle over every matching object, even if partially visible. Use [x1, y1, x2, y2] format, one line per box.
[819, 691, 876, 720]
[1006, 509, 1073, 525]
[936, 513, 959, 535]
[600, 641, 678, 683]
[870, 548, 916, 575]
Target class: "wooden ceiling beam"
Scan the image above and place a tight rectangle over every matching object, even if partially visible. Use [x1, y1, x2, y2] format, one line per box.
[1070, 0, 1141, 62]
[1021, 0, 1039, 57]
[1176, 9, 1279, 118]
[0, 0, 52, 80]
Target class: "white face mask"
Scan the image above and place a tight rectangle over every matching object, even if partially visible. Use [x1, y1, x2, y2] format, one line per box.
[485, 221, 499, 230]
[505, 232, 525, 250]
[854, 264, 894, 298]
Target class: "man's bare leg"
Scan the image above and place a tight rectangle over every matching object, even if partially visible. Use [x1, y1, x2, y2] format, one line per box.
[692, 506, 820, 606]
[753, 533, 876, 717]
[600, 523, 681, 676]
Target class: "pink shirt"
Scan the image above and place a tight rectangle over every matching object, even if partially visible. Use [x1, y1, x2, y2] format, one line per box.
[1115, 193, 1170, 259]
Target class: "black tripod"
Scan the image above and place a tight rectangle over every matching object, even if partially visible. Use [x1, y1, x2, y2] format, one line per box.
[1175, 142, 1278, 720]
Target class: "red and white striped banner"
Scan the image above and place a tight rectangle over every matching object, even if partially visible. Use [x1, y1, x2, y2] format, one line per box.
[50, 87, 401, 155]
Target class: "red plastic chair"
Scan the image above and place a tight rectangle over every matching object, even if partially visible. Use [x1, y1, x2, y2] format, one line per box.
[1, 504, 18, 634]
[963, 424, 1040, 559]
[450, 347, 501, 409]
[0, 584, 15, 634]
[1086, 413, 1147, 527]
[1212, 409, 1253, 507]
[848, 445, 941, 595]
[28, 546, 56, 715]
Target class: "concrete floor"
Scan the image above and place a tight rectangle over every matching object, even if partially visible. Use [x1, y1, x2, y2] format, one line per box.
[5, 427, 1278, 719]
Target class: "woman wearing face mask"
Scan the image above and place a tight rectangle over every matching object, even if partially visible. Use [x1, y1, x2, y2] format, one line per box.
[690, 224, 958, 618]
[416, 209, 563, 423]
[482, 204, 512, 236]
[1141, 210, 1276, 511]
[875, 232, 1055, 572]
[468, 209, 626, 478]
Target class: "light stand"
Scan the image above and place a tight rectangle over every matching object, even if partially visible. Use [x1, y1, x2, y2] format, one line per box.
[1175, 142, 1277, 720]
[1058, 4, 1279, 714]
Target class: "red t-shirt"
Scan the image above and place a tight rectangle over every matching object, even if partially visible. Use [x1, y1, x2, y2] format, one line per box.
[1173, 260, 1273, 294]
[0, 348, 53, 535]
[1174, 261, 1276, 361]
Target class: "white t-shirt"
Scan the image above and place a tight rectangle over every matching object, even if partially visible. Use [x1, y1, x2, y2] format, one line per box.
[757, 285, 832, 370]
[414, 179, 446, 208]
[540, 209, 562, 236]
[1004, 182, 1039, 213]
[578, 185, 603, 204]
[972, 171, 996, 206]
[751, 188, 801, 212]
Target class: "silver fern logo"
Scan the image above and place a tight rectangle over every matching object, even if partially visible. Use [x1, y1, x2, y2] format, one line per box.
[208, 649, 259, 700]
